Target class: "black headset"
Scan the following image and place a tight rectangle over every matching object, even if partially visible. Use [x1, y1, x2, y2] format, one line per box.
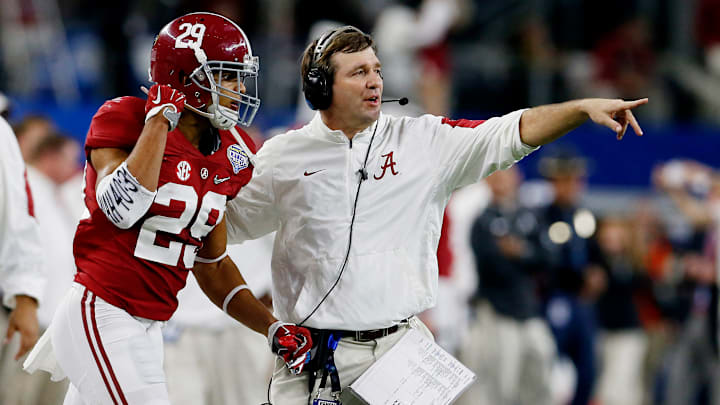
[302, 26, 364, 111]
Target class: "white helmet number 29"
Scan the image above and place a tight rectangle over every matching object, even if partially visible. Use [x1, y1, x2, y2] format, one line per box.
[175, 23, 206, 49]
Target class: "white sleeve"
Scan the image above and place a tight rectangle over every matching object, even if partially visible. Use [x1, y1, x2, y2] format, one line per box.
[225, 138, 280, 243]
[425, 109, 538, 193]
[0, 119, 45, 308]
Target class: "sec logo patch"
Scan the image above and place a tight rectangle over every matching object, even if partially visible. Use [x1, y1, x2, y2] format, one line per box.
[176, 161, 191, 181]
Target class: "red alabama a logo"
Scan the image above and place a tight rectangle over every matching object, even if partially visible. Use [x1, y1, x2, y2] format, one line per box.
[374, 151, 399, 180]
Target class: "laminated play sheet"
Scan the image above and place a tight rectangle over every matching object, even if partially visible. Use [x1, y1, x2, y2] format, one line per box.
[345, 329, 476, 405]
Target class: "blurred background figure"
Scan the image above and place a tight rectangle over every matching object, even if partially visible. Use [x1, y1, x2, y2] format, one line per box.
[626, 199, 678, 405]
[373, 0, 461, 116]
[587, 16, 669, 120]
[438, 181, 492, 356]
[696, 0, 720, 78]
[457, 165, 555, 405]
[590, 215, 649, 405]
[12, 116, 55, 163]
[25, 132, 84, 332]
[653, 160, 720, 405]
[537, 147, 600, 405]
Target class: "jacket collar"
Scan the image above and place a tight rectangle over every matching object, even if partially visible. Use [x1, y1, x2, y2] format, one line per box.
[309, 112, 385, 144]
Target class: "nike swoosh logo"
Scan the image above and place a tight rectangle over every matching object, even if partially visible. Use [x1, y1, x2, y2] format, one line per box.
[152, 86, 162, 104]
[213, 175, 230, 184]
[303, 169, 325, 176]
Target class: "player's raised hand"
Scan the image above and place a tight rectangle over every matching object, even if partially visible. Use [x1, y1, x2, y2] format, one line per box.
[581, 98, 648, 140]
[144, 84, 186, 131]
[268, 321, 313, 374]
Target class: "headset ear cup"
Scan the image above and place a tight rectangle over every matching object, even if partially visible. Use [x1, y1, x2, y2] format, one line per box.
[303, 67, 332, 110]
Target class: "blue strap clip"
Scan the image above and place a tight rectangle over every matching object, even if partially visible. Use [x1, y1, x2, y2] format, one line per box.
[327, 333, 340, 351]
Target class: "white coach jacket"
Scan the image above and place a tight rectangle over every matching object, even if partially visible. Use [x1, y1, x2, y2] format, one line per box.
[226, 110, 537, 330]
[0, 117, 45, 308]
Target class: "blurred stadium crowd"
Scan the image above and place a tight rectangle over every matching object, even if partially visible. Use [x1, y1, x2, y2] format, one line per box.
[5, 0, 720, 122]
[1, 0, 720, 405]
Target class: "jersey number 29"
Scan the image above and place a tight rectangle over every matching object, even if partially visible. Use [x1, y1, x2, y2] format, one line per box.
[134, 183, 225, 267]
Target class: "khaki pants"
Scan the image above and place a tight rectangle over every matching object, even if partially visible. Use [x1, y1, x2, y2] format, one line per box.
[456, 301, 555, 405]
[270, 317, 433, 405]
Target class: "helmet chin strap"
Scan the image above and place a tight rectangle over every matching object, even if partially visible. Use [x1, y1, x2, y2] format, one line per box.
[207, 104, 237, 130]
[173, 87, 238, 130]
[183, 103, 212, 118]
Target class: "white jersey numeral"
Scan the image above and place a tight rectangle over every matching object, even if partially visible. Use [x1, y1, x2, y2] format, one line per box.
[174, 23, 206, 49]
[134, 183, 226, 266]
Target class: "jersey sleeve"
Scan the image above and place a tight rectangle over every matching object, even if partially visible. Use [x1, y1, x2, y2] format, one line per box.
[0, 118, 45, 308]
[417, 109, 538, 194]
[85, 97, 145, 152]
[225, 135, 280, 243]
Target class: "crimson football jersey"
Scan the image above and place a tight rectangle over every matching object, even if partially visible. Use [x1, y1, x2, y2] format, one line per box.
[73, 96, 256, 320]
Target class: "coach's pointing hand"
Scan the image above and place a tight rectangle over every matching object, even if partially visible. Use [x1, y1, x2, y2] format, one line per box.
[519, 97, 649, 146]
[581, 98, 648, 140]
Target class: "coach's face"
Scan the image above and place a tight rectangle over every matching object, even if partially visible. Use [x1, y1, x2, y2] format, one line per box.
[328, 47, 383, 131]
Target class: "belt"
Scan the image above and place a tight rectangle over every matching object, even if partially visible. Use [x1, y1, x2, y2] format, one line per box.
[308, 320, 407, 343]
[352, 325, 400, 341]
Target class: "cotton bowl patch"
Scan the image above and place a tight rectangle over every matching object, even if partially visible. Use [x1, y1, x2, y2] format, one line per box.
[227, 144, 249, 174]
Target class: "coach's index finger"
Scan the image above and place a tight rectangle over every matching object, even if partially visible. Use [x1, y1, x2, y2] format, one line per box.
[622, 98, 649, 110]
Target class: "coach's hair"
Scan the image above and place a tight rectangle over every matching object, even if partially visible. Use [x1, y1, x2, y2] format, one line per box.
[300, 28, 376, 82]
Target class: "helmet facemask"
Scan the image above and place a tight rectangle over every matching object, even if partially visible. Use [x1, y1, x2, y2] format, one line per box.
[190, 50, 260, 129]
